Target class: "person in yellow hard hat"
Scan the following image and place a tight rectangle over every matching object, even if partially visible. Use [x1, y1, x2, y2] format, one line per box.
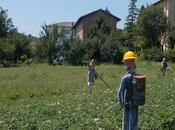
[117, 51, 139, 130]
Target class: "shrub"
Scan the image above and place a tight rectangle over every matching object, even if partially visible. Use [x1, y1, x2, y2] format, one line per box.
[67, 40, 86, 65]
[112, 49, 124, 64]
[165, 49, 175, 62]
[83, 38, 101, 62]
[82, 33, 122, 64]
[20, 54, 28, 62]
[140, 49, 164, 61]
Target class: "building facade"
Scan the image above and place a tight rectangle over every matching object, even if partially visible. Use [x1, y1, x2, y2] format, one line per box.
[154, 0, 175, 51]
[72, 9, 121, 41]
[154, 0, 175, 26]
[48, 22, 74, 38]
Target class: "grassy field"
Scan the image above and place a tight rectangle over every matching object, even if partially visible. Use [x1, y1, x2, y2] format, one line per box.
[0, 62, 175, 130]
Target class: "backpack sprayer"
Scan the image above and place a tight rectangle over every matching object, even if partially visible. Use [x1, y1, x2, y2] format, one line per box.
[96, 72, 146, 113]
[132, 75, 146, 105]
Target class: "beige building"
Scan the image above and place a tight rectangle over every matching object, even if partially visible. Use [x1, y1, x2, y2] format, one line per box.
[72, 9, 121, 41]
[154, 0, 175, 26]
[48, 22, 74, 38]
[154, 0, 175, 51]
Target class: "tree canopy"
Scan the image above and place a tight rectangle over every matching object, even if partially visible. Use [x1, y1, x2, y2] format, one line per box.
[0, 7, 14, 38]
[125, 0, 139, 50]
[137, 5, 168, 48]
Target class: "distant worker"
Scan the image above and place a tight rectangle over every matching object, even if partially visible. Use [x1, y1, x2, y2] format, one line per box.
[87, 59, 96, 94]
[160, 57, 168, 76]
[59, 56, 64, 63]
[117, 51, 139, 130]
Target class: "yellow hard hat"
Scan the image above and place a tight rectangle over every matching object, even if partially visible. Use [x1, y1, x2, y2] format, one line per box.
[122, 51, 137, 62]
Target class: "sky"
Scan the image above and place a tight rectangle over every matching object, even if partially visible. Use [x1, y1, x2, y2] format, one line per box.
[0, 0, 158, 37]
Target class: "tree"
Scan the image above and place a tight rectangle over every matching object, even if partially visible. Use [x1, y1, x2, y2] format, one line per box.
[66, 39, 85, 65]
[0, 7, 16, 66]
[125, 0, 139, 50]
[0, 38, 15, 66]
[0, 31, 33, 65]
[101, 31, 123, 63]
[137, 5, 168, 49]
[88, 16, 111, 39]
[0, 7, 14, 38]
[84, 15, 122, 63]
[85, 16, 111, 62]
[0, 7, 32, 66]
[39, 24, 66, 64]
[10, 31, 32, 64]
[105, 7, 111, 14]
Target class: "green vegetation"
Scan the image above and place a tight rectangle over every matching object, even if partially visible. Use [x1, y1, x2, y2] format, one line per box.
[0, 62, 175, 129]
[0, 7, 34, 67]
[125, 0, 138, 50]
[37, 24, 66, 65]
[168, 25, 175, 49]
[0, 2, 175, 129]
[1, 2, 174, 66]
[137, 5, 168, 49]
[140, 49, 175, 62]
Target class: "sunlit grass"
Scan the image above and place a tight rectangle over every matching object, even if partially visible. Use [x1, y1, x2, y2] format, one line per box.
[0, 62, 175, 129]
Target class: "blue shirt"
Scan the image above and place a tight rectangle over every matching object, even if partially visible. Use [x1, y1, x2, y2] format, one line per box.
[87, 65, 95, 82]
[117, 71, 135, 108]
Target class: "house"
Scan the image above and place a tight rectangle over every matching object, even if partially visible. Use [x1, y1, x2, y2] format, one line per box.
[72, 9, 121, 41]
[48, 22, 74, 38]
[154, 0, 175, 26]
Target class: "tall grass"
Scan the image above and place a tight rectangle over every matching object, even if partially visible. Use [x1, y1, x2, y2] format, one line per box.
[0, 62, 174, 129]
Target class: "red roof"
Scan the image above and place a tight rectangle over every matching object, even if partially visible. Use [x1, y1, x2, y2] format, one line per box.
[72, 9, 121, 29]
